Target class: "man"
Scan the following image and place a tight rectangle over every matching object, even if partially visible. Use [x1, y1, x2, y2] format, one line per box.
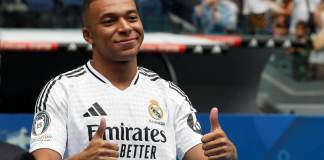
[285, 21, 312, 80]
[193, 0, 238, 34]
[242, 0, 269, 34]
[29, 0, 237, 159]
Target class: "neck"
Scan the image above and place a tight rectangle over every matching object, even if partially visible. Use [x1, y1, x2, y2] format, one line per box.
[91, 55, 137, 90]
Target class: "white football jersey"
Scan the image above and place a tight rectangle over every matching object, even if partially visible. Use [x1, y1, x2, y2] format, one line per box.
[30, 61, 202, 160]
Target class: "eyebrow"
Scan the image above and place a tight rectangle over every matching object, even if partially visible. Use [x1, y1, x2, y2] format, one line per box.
[100, 9, 138, 19]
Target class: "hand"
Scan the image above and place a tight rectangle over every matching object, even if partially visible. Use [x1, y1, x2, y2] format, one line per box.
[201, 107, 237, 160]
[69, 118, 119, 160]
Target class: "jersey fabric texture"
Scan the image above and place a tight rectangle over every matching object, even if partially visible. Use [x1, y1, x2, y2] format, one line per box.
[30, 61, 203, 160]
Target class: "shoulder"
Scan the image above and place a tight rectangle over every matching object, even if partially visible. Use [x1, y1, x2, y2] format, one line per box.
[138, 66, 168, 91]
[138, 66, 192, 106]
[167, 80, 193, 106]
[35, 65, 87, 112]
[138, 66, 161, 82]
[38, 65, 87, 99]
[44, 65, 87, 88]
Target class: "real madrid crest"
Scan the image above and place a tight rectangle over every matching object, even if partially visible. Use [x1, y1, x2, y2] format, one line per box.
[148, 100, 163, 120]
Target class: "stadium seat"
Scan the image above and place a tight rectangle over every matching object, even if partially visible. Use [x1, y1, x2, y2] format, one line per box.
[63, 0, 82, 7]
[26, 0, 53, 11]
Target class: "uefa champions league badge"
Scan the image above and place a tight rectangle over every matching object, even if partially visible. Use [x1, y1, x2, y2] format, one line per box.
[32, 111, 51, 136]
[187, 113, 202, 134]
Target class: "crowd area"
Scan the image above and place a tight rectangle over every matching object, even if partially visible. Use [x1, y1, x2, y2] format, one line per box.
[193, 0, 324, 36]
[1, 0, 324, 35]
[1, 0, 324, 80]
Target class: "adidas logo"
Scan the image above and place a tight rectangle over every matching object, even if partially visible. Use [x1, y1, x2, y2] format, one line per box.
[83, 102, 107, 117]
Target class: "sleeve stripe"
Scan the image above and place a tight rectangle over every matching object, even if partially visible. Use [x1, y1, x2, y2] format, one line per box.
[138, 66, 155, 73]
[169, 82, 186, 96]
[169, 81, 186, 96]
[35, 81, 49, 113]
[141, 66, 187, 92]
[138, 67, 158, 75]
[38, 76, 62, 112]
[150, 76, 160, 81]
[66, 70, 86, 78]
[139, 71, 159, 78]
[138, 67, 162, 82]
[169, 82, 193, 107]
[64, 67, 84, 76]
[36, 67, 85, 113]
[36, 78, 56, 113]
[42, 76, 62, 111]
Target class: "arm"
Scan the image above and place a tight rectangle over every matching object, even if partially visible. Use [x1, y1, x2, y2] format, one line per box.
[183, 108, 237, 160]
[30, 79, 68, 160]
[183, 144, 206, 160]
[30, 80, 118, 160]
[183, 135, 237, 160]
[168, 81, 236, 160]
[32, 149, 61, 160]
[32, 119, 119, 160]
[169, 82, 237, 160]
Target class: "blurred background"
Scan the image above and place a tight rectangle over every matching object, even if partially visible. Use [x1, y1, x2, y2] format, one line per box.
[1, 0, 324, 159]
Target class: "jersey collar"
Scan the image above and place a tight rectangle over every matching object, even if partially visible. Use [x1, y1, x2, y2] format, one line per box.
[85, 60, 140, 86]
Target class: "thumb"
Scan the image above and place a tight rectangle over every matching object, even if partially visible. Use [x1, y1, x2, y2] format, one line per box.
[93, 118, 106, 139]
[210, 107, 220, 131]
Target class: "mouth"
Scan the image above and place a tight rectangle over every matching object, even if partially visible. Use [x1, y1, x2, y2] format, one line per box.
[115, 37, 138, 44]
[113, 37, 139, 50]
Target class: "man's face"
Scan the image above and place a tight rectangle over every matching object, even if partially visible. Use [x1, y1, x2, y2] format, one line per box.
[83, 0, 144, 62]
[295, 25, 306, 39]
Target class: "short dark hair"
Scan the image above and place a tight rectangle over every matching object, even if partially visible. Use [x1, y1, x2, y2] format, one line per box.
[82, 0, 95, 13]
[82, 0, 138, 26]
[296, 21, 308, 29]
[82, 0, 96, 26]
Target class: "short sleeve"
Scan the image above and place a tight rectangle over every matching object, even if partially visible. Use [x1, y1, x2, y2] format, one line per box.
[172, 95, 203, 159]
[29, 77, 68, 158]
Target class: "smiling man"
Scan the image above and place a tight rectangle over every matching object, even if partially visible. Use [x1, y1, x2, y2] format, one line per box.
[29, 0, 237, 160]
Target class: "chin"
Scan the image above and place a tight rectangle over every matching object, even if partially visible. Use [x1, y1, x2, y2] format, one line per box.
[116, 48, 138, 61]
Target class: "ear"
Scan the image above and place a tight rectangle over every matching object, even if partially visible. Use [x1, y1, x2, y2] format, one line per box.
[82, 27, 93, 44]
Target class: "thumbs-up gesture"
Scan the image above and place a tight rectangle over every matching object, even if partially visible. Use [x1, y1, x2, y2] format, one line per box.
[201, 107, 237, 160]
[69, 118, 119, 160]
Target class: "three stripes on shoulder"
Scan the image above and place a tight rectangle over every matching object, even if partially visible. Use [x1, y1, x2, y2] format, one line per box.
[138, 67, 161, 81]
[35, 67, 86, 113]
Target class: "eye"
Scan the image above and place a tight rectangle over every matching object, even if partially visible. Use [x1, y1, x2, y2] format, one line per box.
[128, 15, 138, 22]
[103, 19, 113, 24]
[102, 18, 115, 26]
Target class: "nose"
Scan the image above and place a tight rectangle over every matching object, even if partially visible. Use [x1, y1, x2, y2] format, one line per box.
[117, 18, 132, 35]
